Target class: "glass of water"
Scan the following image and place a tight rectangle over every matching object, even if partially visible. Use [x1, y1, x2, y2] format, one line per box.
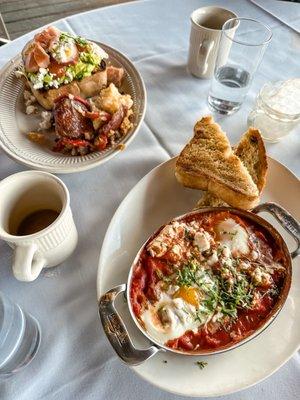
[208, 18, 272, 115]
[0, 292, 41, 376]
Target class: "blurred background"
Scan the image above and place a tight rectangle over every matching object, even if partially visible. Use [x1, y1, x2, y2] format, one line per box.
[0, 0, 299, 42]
[0, 0, 134, 41]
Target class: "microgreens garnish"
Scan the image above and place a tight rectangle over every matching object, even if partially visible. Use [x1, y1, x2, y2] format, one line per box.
[174, 256, 254, 323]
[177, 261, 199, 287]
[217, 245, 225, 256]
[60, 32, 88, 46]
[75, 36, 88, 46]
[196, 361, 208, 369]
[184, 228, 193, 241]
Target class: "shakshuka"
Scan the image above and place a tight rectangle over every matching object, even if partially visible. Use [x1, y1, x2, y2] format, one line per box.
[130, 211, 286, 352]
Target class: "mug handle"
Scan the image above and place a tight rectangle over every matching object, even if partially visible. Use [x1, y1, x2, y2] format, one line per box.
[197, 39, 214, 76]
[99, 284, 163, 366]
[12, 243, 46, 281]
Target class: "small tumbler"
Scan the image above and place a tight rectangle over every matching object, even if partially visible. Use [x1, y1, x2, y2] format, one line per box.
[0, 292, 41, 376]
[208, 18, 272, 115]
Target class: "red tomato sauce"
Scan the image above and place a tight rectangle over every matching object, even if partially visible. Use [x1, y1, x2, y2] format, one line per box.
[166, 295, 275, 351]
[130, 211, 287, 352]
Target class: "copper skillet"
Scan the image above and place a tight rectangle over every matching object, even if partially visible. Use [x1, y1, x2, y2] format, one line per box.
[98, 202, 300, 366]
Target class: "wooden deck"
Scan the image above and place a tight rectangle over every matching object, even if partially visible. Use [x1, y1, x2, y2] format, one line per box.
[0, 0, 134, 40]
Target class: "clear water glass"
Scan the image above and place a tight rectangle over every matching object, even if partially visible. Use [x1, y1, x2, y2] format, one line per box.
[0, 292, 41, 376]
[208, 18, 272, 115]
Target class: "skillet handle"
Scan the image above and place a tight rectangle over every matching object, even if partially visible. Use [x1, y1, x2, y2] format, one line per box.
[98, 284, 163, 366]
[252, 202, 300, 259]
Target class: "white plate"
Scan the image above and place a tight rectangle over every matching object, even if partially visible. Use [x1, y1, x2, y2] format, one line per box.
[97, 157, 300, 397]
[0, 42, 146, 174]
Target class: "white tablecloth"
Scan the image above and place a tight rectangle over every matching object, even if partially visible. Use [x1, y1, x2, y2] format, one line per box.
[0, 1, 299, 399]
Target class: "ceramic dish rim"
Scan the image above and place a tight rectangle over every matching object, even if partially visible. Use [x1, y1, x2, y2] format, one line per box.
[97, 156, 300, 397]
[0, 42, 147, 174]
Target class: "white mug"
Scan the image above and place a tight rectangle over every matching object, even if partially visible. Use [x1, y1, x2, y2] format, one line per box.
[0, 171, 78, 282]
[187, 6, 238, 79]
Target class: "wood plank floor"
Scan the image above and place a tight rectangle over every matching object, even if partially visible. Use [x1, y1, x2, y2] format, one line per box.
[0, 0, 134, 40]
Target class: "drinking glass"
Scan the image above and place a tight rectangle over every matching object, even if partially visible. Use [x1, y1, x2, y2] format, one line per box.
[208, 18, 272, 115]
[0, 292, 41, 376]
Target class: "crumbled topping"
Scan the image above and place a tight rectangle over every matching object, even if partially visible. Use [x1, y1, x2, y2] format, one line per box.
[27, 131, 46, 144]
[38, 111, 52, 130]
[26, 105, 38, 115]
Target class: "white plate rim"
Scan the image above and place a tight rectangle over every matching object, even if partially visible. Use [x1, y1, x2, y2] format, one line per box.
[0, 43, 147, 174]
[97, 156, 300, 397]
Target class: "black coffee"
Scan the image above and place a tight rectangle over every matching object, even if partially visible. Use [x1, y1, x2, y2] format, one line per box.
[16, 209, 59, 236]
[198, 16, 224, 30]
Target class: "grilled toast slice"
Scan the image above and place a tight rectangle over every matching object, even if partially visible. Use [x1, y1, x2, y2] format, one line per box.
[175, 116, 259, 210]
[195, 127, 267, 209]
[234, 127, 267, 193]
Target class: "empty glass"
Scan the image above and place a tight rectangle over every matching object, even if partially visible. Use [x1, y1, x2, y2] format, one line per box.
[0, 292, 41, 376]
[208, 18, 272, 115]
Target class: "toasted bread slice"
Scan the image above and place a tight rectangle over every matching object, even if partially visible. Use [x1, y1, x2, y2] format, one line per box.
[175, 116, 259, 210]
[196, 127, 267, 209]
[234, 127, 267, 193]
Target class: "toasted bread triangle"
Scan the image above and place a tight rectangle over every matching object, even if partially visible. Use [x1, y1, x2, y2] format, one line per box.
[195, 126, 268, 209]
[175, 116, 259, 210]
[234, 127, 267, 193]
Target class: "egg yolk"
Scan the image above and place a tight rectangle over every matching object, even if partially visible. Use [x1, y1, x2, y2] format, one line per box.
[174, 286, 199, 307]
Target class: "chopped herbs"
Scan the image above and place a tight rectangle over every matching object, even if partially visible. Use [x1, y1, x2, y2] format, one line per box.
[74, 36, 88, 46]
[196, 361, 208, 369]
[217, 245, 225, 256]
[131, 214, 284, 353]
[177, 261, 198, 287]
[59, 32, 74, 42]
[221, 230, 238, 238]
[184, 228, 193, 241]
[59, 32, 88, 46]
[174, 255, 254, 323]
[263, 286, 279, 298]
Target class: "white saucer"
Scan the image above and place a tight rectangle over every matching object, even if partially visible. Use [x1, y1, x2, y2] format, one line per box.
[97, 157, 300, 397]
